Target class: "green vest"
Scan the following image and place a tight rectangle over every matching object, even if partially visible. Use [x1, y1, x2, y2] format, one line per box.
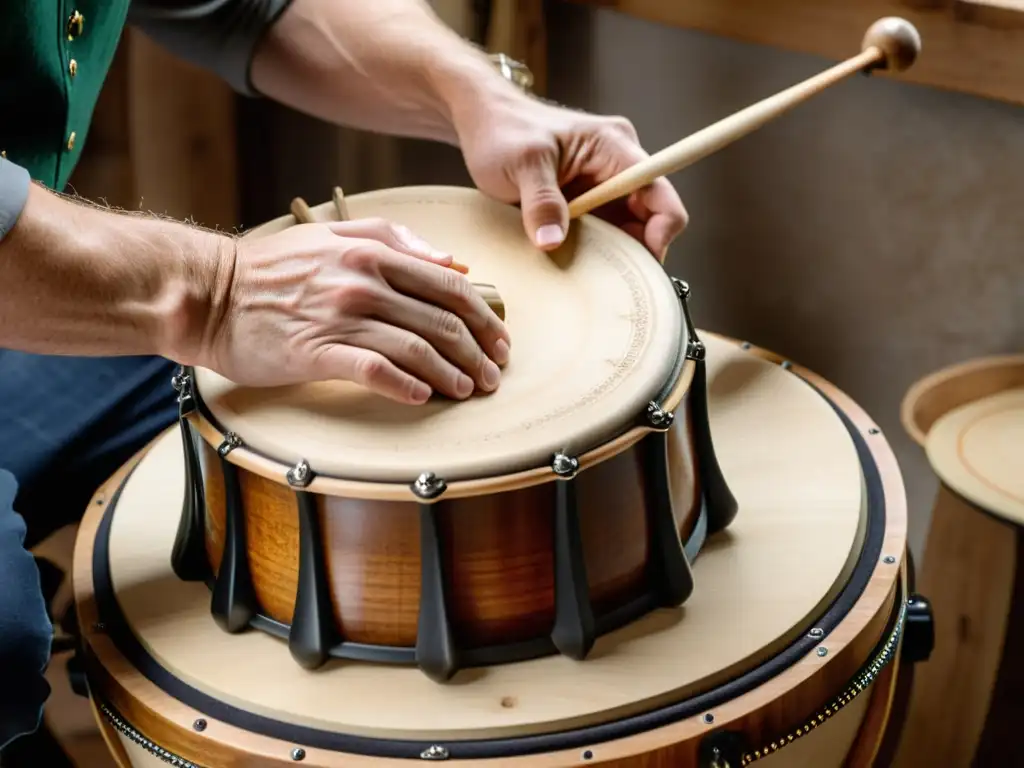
[0, 1, 131, 190]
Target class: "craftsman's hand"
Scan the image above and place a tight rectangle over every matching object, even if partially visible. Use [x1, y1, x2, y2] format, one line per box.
[200, 220, 509, 404]
[454, 90, 688, 262]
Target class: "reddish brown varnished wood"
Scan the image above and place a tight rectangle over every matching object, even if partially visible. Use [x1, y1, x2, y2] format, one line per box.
[199, 390, 702, 653]
[73, 335, 909, 767]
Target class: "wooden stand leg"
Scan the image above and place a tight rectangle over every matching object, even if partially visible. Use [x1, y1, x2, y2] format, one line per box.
[893, 484, 1018, 767]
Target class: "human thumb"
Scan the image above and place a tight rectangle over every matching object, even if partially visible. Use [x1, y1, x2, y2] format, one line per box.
[516, 158, 569, 251]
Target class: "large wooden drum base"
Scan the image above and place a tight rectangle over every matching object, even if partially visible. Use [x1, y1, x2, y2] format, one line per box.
[74, 334, 912, 767]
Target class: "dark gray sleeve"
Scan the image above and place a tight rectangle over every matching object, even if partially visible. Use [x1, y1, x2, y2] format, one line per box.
[128, 0, 296, 96]
[0, 158, 30, 243]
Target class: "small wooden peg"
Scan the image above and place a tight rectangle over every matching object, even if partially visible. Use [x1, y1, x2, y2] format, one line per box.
[290, 196, 315, 225]
[331, 186, 350, 221]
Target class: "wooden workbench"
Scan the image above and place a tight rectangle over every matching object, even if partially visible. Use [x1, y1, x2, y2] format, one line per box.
[564, 0, 1024, 107]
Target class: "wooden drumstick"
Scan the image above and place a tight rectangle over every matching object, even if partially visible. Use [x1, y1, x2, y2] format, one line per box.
[290, 194, 506, 321]
[566, 17, 922, 219]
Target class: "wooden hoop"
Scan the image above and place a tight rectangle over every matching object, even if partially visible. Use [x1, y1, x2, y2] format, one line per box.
[73, 335, 910, 768]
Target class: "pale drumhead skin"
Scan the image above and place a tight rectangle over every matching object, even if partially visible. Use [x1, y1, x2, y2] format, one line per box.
[194, 186, 684, 483]
[105, 335, 868, 741]
[926, 389, 1024, 525]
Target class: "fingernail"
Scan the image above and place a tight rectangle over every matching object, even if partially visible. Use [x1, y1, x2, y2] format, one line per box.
[482, 361, 501, 390]
[492, 338, 509, 366]
[411, 382, 431, 403]
[535, 224, 564, 248]
[456, 374, 474, 398]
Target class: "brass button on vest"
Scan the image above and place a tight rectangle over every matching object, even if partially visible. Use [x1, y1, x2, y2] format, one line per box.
[69, 59, 78, 77]
[67, 10, 85, 40]
[67, 131, 76, 150]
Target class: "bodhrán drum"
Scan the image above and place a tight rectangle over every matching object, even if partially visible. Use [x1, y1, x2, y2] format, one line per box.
[166, 186, 737, 682]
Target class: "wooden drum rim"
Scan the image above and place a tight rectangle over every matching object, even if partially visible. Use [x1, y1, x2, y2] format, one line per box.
[900, 353, 1024, 448]
[181, 357, 696, 502]
[73, 335, 908, 767]
[187, 186, 691, 490]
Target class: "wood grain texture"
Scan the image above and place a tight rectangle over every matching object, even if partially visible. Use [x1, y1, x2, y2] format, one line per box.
[198, 391, 700, 650]
[563, 0, 1024, 106]
[891, 484, 1015, 767]
[73, 335, 908, 767]
[126, 29, 238, 228]
[901, 354, 1024, 446]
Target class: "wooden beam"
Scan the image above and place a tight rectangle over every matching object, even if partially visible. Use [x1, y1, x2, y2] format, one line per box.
[563, 0, 1024, 106]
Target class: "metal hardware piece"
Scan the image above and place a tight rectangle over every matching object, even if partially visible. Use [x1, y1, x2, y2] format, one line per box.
[170, 366, 189, 393]
[737, 600, 907, 764]
[287, 459, 314, 488]
[489, 52, 533, 91]
[291, 747, 306, 761]
[217, 432, 243, 457]
[687, 338, 707, 361]
[171, 366, 196, 415]
[883, 555, 896, 564]
[671, 277, 691, 301]
[698, 730, 749, 768]
[645, 401, 675, 430]
[903, 593, 935, 663]
[420, 744, 450, 760]
[192, 719, 206, 732]
[411, 471, 447, 500]
[808, 627, 824, 639]
[552, 453, 580, 479]
[100, 702, 202, 768]
[817, 646, 829, 657]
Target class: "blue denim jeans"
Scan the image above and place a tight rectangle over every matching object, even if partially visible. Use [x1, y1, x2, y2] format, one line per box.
[0, 351, 178, 748]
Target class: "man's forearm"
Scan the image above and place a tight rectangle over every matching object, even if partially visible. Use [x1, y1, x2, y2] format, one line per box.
[249, 0, 518, 145]
[0, 179, 233, 363]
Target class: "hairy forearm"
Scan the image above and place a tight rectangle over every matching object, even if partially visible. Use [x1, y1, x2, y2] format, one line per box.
[249, 0, 518, 144]
[0, 183, 233, 363]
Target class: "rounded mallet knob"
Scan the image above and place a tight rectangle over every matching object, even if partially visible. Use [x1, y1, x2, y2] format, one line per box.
[862, 17, 922, 72]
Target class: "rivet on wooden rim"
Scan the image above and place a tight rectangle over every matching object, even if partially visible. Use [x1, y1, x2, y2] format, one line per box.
[644, 401, 675, 431]
[290, 747, 306, 761]
[217, 432, 243, 457]
[286, 459, 313, 488]
[552, 453, 580, 479]
[192, 719, 207, 732]
[883, 555, 896, 564]
[411, 471, 447, 500]
[817, 646, 829, 657]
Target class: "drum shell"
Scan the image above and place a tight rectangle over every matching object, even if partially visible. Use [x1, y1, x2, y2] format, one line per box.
[75, 335, 911, 768]
[81, 561, 906, 768]
[192, 385, 701, 658]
